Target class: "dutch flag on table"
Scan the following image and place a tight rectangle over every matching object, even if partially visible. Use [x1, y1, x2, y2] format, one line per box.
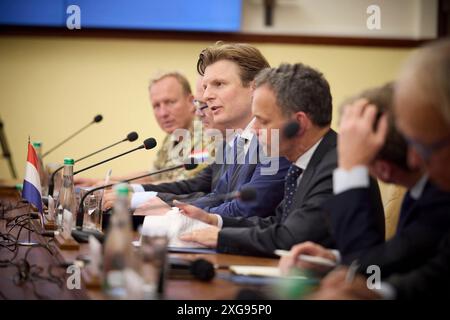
[22, 142, 43, 225]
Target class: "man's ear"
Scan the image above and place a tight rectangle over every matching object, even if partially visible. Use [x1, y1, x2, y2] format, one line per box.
[372, 159, 393, 182]
[188, 94, 195, 112]
[249, 80, 256, 92]
[292, 112, 309, 136]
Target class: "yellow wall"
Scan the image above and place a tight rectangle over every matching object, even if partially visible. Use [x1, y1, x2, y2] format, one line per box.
[0, 36, 412, 180]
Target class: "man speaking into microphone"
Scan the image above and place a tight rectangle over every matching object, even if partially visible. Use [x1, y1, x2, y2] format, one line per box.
[175, 63, 384, 257]
[104, 43, 291, 220]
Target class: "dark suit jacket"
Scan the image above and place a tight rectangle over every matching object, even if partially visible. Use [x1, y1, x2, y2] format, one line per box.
[217, 129, 367, 257]
[189, 135, 290, 218]
[387, 230, 450, 299]
[324, 184, 386, 263]
[334, 180, 450, 279]
[141, 163, 225, 204]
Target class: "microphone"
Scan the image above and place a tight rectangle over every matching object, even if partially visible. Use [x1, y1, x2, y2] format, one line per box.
[212, 187, 257, 202]
[71, 162, 198, 242]
[48, 131, 140, 196]
[283, 121, 300, 138]
[168, 257, 215, 282]
[72, 137, 157, 176]
[42, 114, 103, 158]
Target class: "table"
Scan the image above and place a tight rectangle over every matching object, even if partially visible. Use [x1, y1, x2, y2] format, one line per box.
[0, 187, 279, 300]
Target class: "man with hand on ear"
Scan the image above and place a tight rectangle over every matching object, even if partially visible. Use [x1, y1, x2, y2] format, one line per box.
[279, 84, 450, 284]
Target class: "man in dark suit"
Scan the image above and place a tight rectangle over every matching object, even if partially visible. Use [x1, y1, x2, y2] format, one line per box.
[310, 39, 450, 299]
[279, 83, 450, 281]
[176, 63, 384, 257]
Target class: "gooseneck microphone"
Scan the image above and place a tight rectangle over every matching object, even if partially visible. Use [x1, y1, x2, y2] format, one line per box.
[168, 257, 215, 282]
[42, 114, 103, 158]
[76, 131, 138, 163]
[72, 162, 198, 242]
[213, 187, 257, 202]
[48, 131, 140, 196]
[72, 137, 157, 176]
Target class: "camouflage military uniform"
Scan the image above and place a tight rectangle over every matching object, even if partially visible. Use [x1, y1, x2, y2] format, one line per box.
[152, 120, 217, 182]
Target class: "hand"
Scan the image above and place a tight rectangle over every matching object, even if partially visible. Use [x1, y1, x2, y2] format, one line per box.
[338, 99, 388, 170]
[134, 196, 171, 216]
[92, 179, 119, 188]
[173, 201, 218, 226]
[179, 226, 220, 248]
[308, 267, 381, 300]
[74, 176, 100, 187]
[279, 242, 337, 275]
[101, 187, 116, 211]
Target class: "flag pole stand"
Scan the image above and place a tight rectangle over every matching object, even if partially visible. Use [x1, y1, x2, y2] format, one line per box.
[18, 203, 39, 247]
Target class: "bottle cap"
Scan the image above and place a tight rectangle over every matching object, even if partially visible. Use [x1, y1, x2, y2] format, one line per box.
[64, 158, 75, 165]
[115, 183, 129, 196]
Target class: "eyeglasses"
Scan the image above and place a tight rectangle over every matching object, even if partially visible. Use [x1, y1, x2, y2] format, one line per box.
[193, 99, 208, 113]
[404, 134, 450, 161]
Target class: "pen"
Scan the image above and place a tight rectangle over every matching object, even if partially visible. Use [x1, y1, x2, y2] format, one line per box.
[274, 249, 337, 267]
[345, 260, 360, 283]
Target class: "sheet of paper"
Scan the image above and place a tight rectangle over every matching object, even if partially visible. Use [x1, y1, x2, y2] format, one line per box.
[229, 265, 307, 279]
[141, 208, 211, 248]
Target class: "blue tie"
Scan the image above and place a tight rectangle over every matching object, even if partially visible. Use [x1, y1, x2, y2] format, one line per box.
[282, 164, 303, 220]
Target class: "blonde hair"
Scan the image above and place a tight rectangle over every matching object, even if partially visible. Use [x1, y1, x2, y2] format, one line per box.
[149, 71, 192, 96]
[196, 41, 270, 86]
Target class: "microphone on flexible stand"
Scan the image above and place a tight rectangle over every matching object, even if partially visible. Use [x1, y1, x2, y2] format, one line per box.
[73, 137, 157, 176]
[48, 131, 139, 196]
[168, 256, 215, 282]
[211, 188, 257, 202]
[71, 162, 198, 243]
[42, 114, 103, 158]
[76, 131, 139, 163]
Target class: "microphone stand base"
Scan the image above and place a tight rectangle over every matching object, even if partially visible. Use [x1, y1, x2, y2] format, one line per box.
[54, 233, 80, 250]
[17, 241, 40, 247]
[72, 228, 105, 243]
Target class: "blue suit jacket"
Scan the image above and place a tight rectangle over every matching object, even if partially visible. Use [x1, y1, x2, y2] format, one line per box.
[190, 135, 290, 218]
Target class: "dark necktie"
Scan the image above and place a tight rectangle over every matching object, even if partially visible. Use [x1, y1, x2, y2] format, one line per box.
[282, 164, 303, 221]
[397, 191, 416, 233]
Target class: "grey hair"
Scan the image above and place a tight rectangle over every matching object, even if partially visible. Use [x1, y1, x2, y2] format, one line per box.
[149, 71, 192, 96]
[398, 39, 450, 126]
[254, 63, 332, 127]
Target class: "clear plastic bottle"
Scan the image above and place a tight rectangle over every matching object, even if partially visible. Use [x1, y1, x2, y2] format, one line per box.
[32, 142, 49, 196]
[102, 183, 136, 299]
[56, 158, 76, 231]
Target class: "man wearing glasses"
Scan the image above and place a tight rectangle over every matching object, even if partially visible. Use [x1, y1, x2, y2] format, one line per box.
[310, 40, 450, 300]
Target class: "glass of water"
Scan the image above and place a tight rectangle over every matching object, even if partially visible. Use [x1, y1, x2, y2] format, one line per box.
[79, 187, 102, 231]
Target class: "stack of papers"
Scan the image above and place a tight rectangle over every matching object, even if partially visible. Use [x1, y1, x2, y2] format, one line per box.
[140, 208, 211, 248]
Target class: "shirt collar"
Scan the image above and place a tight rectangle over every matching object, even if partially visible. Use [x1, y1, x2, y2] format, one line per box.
[410, 174, 428, 200]
[293, 138, 323, 171]
[227, 117, 256, 147]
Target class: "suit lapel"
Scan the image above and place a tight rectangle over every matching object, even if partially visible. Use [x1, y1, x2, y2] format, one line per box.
[291, 129, 337, 208]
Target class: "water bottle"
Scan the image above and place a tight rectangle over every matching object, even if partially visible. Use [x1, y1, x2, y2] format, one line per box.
[56, 158, 76, 231]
